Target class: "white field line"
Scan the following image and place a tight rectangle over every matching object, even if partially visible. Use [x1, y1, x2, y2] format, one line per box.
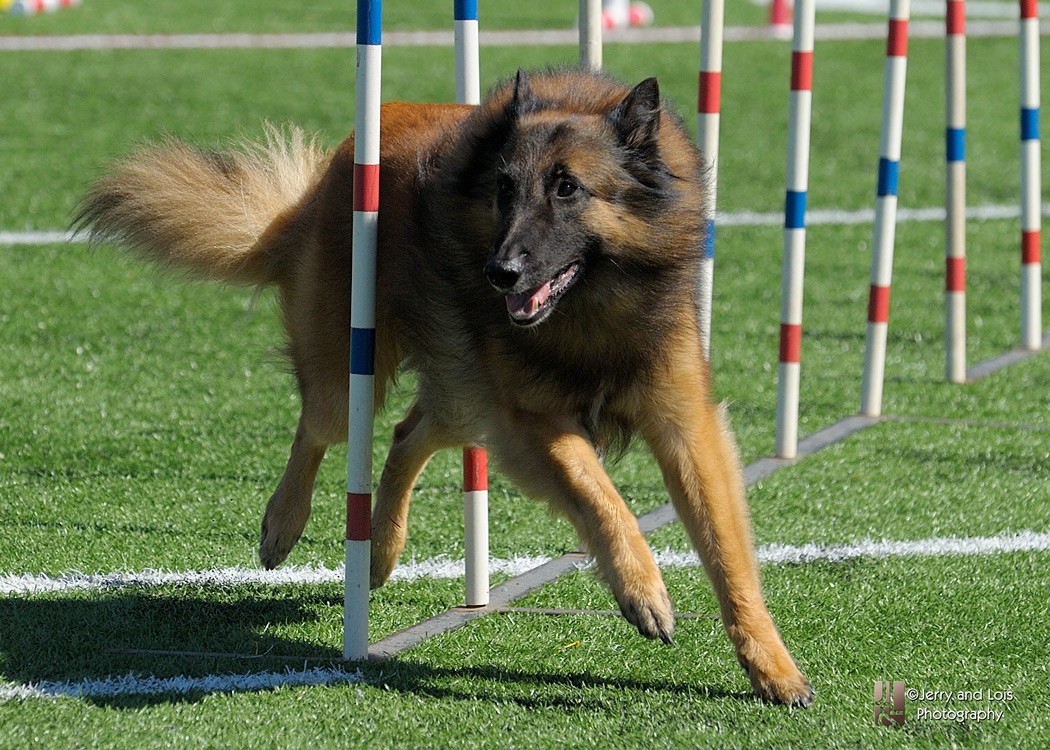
[0, 665, 364, 702]
[4, 530, 1050, 598]
[3, 203, 1046, 246]
[2, 19, 1049, 51]
[3, 530, 1050, 702]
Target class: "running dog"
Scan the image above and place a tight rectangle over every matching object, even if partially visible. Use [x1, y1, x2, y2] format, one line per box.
[77, 69, 813, 706]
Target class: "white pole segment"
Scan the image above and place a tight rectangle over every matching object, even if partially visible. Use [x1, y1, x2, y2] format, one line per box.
[697, 0, 724, 360]
[580, 0, 603, 71]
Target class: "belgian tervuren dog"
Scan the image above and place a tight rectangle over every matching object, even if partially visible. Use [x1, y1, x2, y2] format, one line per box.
[77, 69, 813, 706]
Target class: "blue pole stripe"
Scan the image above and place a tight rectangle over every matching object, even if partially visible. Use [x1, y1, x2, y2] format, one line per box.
[350, 327, 376, 376]
[877, 157, 899, 198]
[357, 0, 382, 46]
[1021, 107, 1040, 142]
[945, 128, 965, 162]
[702, 218, 715, 260]
[784, 190, 807, 229]
[454, 0, 478, 21]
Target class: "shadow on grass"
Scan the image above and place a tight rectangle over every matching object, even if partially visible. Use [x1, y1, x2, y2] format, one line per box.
[0, 589, 751, 710]
[0, 588, 342, 694]
[358, 658, 750, 714]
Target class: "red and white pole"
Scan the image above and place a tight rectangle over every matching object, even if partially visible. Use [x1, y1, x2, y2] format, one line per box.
[1019, 0, 1043, 350]
[860, 0, 910, 417]
[945, 0, 967, 382]
[697, 0, 724, 359]
[454, 0, 489, 608]
[774, 0, 815, 459]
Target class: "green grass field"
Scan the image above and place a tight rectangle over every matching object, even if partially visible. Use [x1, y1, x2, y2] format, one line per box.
[2, 0, 1049, 747]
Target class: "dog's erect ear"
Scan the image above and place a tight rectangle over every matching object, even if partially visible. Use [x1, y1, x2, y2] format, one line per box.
[508, 69, 537, 116]
[609, 77, 661, 158]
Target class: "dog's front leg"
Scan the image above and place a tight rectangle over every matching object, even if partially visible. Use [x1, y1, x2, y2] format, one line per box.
[491, 415, 674, 643]
[639, 345, 814, 707]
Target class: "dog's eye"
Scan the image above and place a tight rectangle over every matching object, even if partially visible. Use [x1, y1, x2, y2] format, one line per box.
[555, 178, 579, 198]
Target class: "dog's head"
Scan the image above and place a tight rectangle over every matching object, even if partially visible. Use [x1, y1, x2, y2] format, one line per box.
[454, 70, 703, 328]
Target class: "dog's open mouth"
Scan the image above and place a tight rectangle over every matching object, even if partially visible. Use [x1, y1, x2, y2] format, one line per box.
[505, 263, 581, 325]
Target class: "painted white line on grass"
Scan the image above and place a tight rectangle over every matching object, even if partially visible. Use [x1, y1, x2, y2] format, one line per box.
[0, 665, 363, 702]
[0, 556, 553, 596]
[4, 531, 1049, 597]
[716, 202, 1038, 227]
[3, 531, 1048, 702]
[4, 203, 1047, 246]
[0, 230, 76, 246]
[2, 20, 1047, 52]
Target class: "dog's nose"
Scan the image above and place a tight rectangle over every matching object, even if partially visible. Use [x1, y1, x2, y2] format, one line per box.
[484, 256, 524, 291]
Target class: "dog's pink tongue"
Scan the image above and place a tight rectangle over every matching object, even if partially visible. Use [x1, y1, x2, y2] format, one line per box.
[506, 281, 551, 321]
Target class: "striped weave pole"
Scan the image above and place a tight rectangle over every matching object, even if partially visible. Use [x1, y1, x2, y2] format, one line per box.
[860, 0, 910, 418]
[945, 0, 967, 382]
[454, 0, 480, 106]
[774, 0, 816, 460]
[769, 0, 793, 39]
[462, 446, 489, 607]
[454, 0, 490, 608]
[344, 0, 382, 662]
[7, 0, 80, 14]
[580, 0, 602, 71]
[696, 0, 724, 359]
[1019, 0, 1043, 350]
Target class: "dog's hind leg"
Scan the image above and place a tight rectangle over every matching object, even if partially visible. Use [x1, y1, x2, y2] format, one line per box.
[370, 404, 452, 588]
[639, 342, 814, 707]
[259, 417, 328, 569]
[490, 416, 675, 644]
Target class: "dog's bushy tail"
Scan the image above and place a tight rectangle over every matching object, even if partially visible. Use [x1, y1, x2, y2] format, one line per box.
[75, 125, 328, 286]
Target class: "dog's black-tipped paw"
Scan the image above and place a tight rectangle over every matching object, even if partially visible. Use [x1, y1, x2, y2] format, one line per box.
[619, 590, 676, 644]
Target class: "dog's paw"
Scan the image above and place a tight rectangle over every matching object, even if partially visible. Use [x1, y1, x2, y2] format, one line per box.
[258, 516, 298, 570]
[732, 631, 814, 707]
[369, 543, 398, 590]
[616, 583, 675, 644]
[369, 521, 405, 589]
[748, 664, 814, 708]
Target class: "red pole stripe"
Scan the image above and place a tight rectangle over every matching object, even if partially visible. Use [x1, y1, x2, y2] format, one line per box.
[697, 71, 721, 115]
[352, 163, 380, 213]
[1022, 230, 1042, 265]
[946, 257, 966, 292]
[886, 18, 909, 57]
[346, 492, 372, 541]
[463, 446, 488, 491]
[790, 51, 813, 92]
[779, 323, 802, 364]
[868, 285, 891, 324]
[1021, 0, 1038, 20]
[946, 0, 965, 35]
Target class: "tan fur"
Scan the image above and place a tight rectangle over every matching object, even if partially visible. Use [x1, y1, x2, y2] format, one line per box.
[76, 70, 812, 707]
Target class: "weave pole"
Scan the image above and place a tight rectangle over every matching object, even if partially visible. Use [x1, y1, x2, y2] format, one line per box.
[580, 0, 602, 71]
[697, 0, 724, 359]
[454, 0, 490, 608]
[1019, 0, 1043, 350]
[344, 0, 382, 662]
[462, 445, 489, 606]
[860, 0, 910, 418]
[774, 0, 815, 460]
[769, 0, 792, 39]
[945, 0, 967, 382]
[454, 0, 480, 106]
